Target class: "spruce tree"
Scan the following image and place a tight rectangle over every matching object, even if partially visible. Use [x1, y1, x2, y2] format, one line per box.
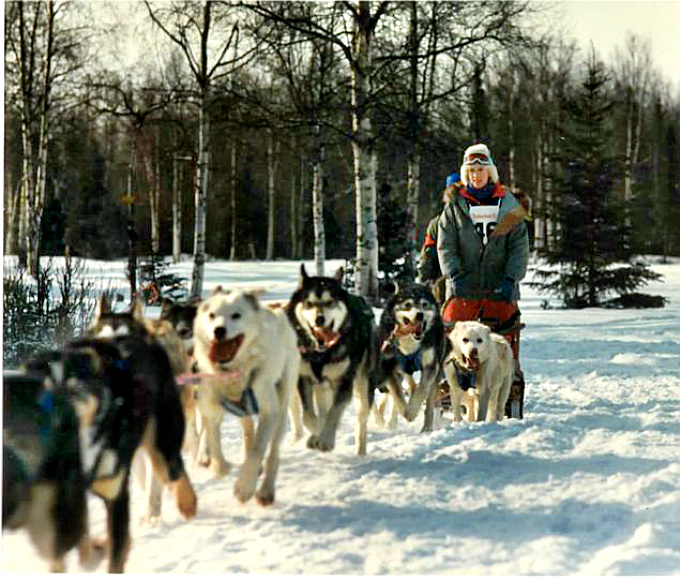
[532, 52, 662, 308]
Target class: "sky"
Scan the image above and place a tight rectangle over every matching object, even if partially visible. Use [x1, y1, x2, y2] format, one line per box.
[555, 0, 680, 89]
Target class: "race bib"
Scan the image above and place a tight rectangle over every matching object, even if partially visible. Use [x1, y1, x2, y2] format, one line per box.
[469, 205, 500, 245]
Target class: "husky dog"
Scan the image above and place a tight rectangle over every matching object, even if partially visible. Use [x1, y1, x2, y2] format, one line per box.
[3, 371, 103, 573]
[286, 265, 379, 455]
[444, 320, 514, 422]
[19, 335, 197, 573]
[89, 297, 198, 524]
[377, 283, 446, 432]
[192, 287, 300, 505]
[158, 297, 203, 452]
[160, 297, 200, 349]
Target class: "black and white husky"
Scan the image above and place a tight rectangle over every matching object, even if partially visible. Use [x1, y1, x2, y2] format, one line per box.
[18, 332, 197, 573]
[377, 283, 446, 432]
[3, 371, 103, 573]
[286, 265, 379, 455]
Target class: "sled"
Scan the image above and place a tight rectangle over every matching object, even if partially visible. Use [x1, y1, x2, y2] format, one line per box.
[438, 296, 526, 419]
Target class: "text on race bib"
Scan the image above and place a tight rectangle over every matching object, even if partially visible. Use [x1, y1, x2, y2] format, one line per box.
[469, 205, 500, 245]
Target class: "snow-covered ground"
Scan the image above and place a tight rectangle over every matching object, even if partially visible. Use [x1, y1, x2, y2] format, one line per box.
[3, 255, 680, 575]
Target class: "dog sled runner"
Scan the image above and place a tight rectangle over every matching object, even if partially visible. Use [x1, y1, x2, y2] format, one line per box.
[437, 296, 526, 419]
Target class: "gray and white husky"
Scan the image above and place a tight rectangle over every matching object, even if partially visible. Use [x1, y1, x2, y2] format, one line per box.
[377, 283, 446, 432]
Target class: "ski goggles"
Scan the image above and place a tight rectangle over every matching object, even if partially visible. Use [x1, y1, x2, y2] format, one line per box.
[463, 151, 492, 165]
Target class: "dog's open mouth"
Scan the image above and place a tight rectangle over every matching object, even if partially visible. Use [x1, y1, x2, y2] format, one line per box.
[310, 324, 340, 351]
[209, 335, 244, 364]
[461, 352, 481, 371]
[395, 320, 426, 341]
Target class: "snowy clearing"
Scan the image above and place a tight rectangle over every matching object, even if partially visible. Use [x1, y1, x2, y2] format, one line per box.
[2, 255, 680, 575]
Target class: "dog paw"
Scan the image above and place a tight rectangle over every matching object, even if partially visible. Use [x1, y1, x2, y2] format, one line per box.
[78, 537, 106, 572]
[233, 478, 256, 504]
[173, 475, 198, 519]
[209, 458, 231, 478]
[256, 488, 275, 506]
[306, 435, 334, 452]
[140, 513, 162, 526]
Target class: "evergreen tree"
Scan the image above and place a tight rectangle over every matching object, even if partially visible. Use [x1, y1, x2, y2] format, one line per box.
[532, 53, 662, 308]
[377, 183, 415, 284]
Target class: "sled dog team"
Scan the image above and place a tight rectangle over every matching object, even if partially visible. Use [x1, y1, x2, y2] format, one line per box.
[2, 264, 518, 573]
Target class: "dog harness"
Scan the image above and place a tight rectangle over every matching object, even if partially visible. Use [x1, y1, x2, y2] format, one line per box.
[451, 361, 477, 391]
[219, 370, 259, 418]
[394, 347, 422, 376]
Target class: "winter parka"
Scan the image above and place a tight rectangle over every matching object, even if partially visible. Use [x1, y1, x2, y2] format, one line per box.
[437, 181, 529, 301]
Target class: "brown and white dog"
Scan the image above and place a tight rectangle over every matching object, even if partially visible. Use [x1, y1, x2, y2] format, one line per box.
[192, 287, 300, 505]
[88, 298, 198, 526]
[444, 320, 514, 423]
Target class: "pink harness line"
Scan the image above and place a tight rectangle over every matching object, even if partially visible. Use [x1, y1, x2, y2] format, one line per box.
[175, 371, 244, 385]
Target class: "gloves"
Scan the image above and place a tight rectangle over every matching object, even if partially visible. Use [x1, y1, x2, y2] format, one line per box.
[450, 271, 469, 297]
[497, 276, 516, 302]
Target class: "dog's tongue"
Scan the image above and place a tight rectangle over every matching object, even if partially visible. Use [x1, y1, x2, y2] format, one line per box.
[209, 335, 244, 363]
[312, 326, 339, 349]
[464, 354, 481, 371]
[395, 321, 425, 338]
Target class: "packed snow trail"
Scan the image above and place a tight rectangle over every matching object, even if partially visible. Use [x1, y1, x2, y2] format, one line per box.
[2, 257, 680, 574]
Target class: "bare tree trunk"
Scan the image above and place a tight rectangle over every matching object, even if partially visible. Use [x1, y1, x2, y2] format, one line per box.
[290, 133, 298, 259]
[27, 0, 55, 278]
[229, 138, 238, 260]
[191, 89, 210, 297]
[149, 125, 161, 254]
[17, 120, 33, 267]
[172, 153, 183, 262]
[298, 150, 307, 258]
[266, 129, 280, 261]
[4, 182, 20, 253]
[406, 0, 420, 251]
[507, 69, 516, 191]
[312, 124, 325, 275]
[618, 35, 651, 205]
[533, 129, 545, 251]
[351, 1, 381, 301]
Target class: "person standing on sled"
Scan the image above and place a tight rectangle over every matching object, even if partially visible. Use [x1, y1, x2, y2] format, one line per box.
[436, 143, 529, 418]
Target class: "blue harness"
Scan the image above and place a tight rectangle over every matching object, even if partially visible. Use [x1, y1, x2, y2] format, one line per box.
[219, 371, 259, 417]
[394, 347, 422, 376]
[454, 363, 477, 391]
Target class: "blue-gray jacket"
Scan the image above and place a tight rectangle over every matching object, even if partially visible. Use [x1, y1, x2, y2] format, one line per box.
[437, 182, 529, 300]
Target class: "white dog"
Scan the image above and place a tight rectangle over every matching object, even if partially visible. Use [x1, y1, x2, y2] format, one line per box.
[444, 321, 514, 423]
[193, 287, 300, 505]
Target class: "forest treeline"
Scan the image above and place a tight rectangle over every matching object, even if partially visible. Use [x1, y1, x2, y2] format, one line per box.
[4, 1, 680, 300]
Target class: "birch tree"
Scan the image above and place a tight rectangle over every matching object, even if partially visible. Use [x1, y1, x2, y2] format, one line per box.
[4, 0, 77, 276]
[614, 33, 652, 205]
[246, 1, 387, 298]
[145, 0, 250, 298]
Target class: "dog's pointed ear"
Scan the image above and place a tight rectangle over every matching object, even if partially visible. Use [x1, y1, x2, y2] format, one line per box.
[94, 294, 110, 321]
[383, 280, 399, 296]
[334, 266, 344, 281]
[160, 297, 174, 315]
[212, 285, 229, 296]
[244, 289, 264, 310]
[131, 297, 144, 320]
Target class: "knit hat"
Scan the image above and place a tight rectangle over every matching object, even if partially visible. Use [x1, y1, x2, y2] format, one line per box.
[460, 143, 499, 186]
